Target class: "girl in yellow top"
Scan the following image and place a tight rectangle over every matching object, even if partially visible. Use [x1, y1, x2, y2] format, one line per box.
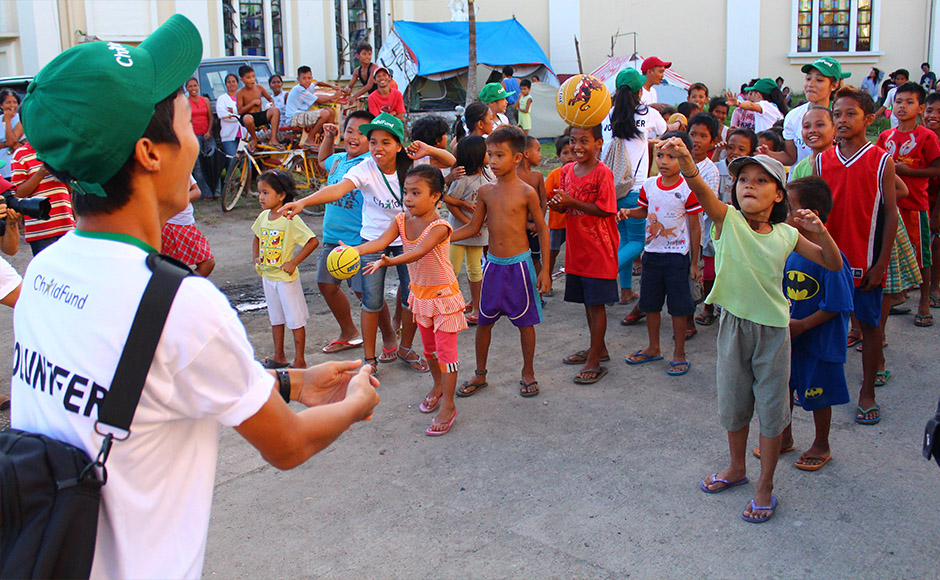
[661, 138, 842, 524]
[357, 165, 467, 437]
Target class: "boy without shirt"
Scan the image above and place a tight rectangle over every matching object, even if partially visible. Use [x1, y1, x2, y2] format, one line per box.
[517, 135, 548, 279]
[451, 125, 550, 398]
[236, 65, 280, 148]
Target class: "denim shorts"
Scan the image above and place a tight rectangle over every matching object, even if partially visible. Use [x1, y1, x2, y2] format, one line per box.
[360, 246, 411, 312]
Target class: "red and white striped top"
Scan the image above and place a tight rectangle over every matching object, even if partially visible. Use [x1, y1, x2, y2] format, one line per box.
[11, 141, 74, 243]
[397, 213, 467, 333]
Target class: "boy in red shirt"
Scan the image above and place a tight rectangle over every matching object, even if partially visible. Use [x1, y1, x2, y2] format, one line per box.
[367, 68, 405, 122]
[876, 82, 940, 326]
[924, 93, 940, 306]
[816, 86, 898, 425]
[11, 140, 74, 256]
[548, 125, 619, 384]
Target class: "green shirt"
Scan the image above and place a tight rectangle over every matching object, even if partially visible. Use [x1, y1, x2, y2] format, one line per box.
[789, 156, 812, 180]
[706, 207, 799, 327]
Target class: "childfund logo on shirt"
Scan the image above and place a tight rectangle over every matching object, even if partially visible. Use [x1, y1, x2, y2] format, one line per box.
[33, 274, 89, 309]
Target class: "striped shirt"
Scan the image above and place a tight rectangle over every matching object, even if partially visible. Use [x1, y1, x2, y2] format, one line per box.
[397, 213, 467, 333]
[11, 142, 74, 242]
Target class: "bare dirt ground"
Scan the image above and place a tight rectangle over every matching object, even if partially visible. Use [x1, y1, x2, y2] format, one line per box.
[2, 196, 939, 578]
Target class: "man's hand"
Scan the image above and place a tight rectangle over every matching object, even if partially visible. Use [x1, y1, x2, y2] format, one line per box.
[690, 263, 702, 283]
[296, 362, 380, 422]
[322, 123, 339, 138]
[537, 271, 552, 295]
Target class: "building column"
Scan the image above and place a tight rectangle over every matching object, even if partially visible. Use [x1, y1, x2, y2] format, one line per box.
[16, 0, 61, 74]
[548, 0, 580, 75]
[725, 0, 760, 91]
[929, 0, 940, 74]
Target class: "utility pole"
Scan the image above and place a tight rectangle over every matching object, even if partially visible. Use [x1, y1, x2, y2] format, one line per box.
[467, 0, 477, 103]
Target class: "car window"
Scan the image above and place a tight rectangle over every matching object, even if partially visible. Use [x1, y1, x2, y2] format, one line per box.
[200, 65, 234, 103]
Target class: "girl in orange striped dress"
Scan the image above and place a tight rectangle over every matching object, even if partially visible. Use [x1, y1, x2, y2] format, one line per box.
[359, 165, 468, 436]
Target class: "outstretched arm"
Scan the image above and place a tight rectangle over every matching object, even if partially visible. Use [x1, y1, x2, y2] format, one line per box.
[355, 219, 401, 257]
[451, 189, 489, 242]
[362, 224, 450, 274]
[660, 137, 728, 227]
[282, 179, 356, 218]
[407, 140, 456, 168]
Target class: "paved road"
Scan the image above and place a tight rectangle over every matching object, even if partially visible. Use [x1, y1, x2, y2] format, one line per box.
[2, 205, 937, 579]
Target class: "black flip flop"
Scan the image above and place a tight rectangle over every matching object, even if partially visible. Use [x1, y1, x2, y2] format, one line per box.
[573, 366, 608, 384]
[519, 380, 540, 397]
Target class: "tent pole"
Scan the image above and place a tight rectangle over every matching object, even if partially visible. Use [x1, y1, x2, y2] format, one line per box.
[467, 0, 477, 104]
[574, 35, 583, 74]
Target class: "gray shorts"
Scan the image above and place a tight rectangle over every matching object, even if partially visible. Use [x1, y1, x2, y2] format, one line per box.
[315, 242, 363, 293]
[715, 310, 791, 437]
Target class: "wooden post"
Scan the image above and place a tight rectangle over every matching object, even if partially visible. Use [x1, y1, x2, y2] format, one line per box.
[467, 0, 477, 104]
[574, 35, 583, 74]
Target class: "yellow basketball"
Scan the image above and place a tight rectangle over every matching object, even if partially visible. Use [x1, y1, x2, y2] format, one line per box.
[326, 245, 361, 280]
[556, 74, 612, 129]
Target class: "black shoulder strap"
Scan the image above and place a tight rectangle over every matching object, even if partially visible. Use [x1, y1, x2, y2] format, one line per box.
[96, 254, 191, 434]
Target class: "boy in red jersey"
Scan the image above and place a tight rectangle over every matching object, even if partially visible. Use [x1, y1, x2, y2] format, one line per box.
[815, 86, 898, 425]
[876, 82, 940, 326]
[548, 125, 619, 384]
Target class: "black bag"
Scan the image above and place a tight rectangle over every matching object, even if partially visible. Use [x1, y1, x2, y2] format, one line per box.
[923, 397, 940, 468]
[0, 254, 190, 579]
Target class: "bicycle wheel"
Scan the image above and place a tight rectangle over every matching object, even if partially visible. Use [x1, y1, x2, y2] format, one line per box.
[221, 153, 252, 212]
[287, 157, 326, 216]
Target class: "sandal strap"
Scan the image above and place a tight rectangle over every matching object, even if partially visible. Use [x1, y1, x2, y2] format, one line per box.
[474, 369, 487, 375]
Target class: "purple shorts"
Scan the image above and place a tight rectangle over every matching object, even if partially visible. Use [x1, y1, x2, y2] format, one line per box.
[478, 251, 542, 327]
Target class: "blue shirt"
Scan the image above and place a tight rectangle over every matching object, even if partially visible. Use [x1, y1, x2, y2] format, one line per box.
[784, 251, 854, 364]
[503, 78, 520, 105]
[322, 152, 370, 245]
[285, 84, 318, 120]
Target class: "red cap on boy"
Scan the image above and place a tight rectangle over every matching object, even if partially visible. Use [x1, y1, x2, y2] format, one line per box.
[641, 56, 672, 74]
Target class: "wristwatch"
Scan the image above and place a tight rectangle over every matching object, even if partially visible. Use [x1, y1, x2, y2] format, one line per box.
[276, 369, 290, 403]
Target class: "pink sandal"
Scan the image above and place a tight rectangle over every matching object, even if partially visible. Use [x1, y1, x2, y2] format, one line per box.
[426, 409, 458, 436]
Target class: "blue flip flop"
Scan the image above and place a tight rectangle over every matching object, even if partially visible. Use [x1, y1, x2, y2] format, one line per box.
[741, 496, 778, 523]
[667, 361, 690, 376]
[700, 473, 749, 494]
[625, 350, 664, 365]
[855, 405, 881, 424]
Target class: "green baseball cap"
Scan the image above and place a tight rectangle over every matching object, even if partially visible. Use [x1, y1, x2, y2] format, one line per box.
[20, 14, 203, 196]
[743, 78, 779, 95]
[801, 56, 852, 80]
[359, 112, 405, 142]
[616, 68, 645, 92]
[479, 82, 514, 104]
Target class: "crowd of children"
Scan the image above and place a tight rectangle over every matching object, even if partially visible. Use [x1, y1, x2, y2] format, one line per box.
[6, 44, 939, 526]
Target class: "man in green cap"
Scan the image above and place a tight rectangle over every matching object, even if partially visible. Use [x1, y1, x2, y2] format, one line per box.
[11, 15, 379, 579]
[479, 81, 515, 128]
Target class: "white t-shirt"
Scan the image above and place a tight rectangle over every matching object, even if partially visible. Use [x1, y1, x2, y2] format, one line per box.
[343, 157, 404, 245]
[272, 91, 288, 127]
[753, 100, 783, 133]
[637, 175, 703, 254]
[601, 105, 667, 186]
[640, 85, 658, 105]
[168, 176, 197, 226]
[11, 231, 273, 579]
[782, 102, 812, 165]
[285, 84, 319, 120]
[0, 255, 20, 299]
[696, 157, 721, 251]
[216, 93, 242, 142]
[883, 86, 900, 128]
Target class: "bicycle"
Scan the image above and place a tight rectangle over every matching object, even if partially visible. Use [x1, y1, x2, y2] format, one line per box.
[220, 127, 329, 212]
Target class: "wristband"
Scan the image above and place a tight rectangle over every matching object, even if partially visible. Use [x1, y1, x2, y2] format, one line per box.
[682, 168, 700, 179]
[276, 369, 291, 403]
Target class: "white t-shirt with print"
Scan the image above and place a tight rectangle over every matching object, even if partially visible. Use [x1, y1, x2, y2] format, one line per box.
[11, 232, 273, 580]
[343, 156, 404, 244]
[601, 105, 668, 186]
[883, 86, 900, 128]
[216, 93, 242, 142]
[0, 256, 20, 299]
[782, 102, 812, 165]
[637, 175, 704, 254]
[753, 100, 783, 133]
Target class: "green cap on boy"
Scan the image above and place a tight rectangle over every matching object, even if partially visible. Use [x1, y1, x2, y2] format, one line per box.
[20, 15, 203, 197]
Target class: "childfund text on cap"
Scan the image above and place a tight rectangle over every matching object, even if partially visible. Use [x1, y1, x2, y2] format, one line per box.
[107, 42, 133, 67]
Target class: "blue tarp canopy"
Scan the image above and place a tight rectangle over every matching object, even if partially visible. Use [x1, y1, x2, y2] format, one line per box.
[392, 19, 553, 76]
